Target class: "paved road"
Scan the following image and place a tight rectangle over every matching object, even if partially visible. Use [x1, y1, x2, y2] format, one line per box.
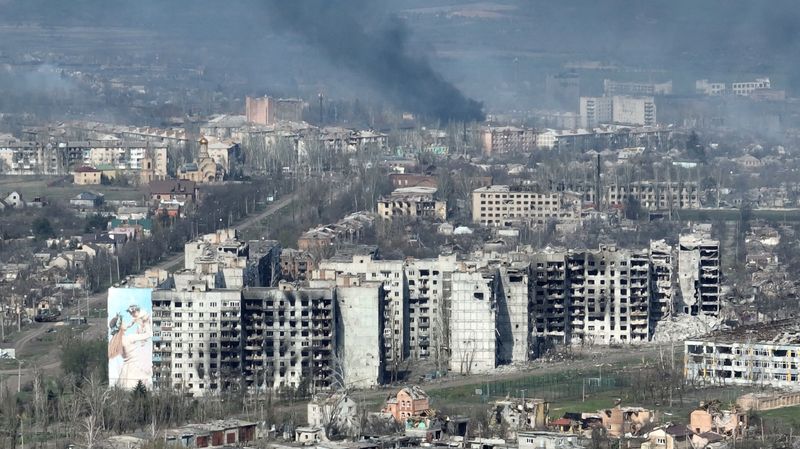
[0, 192, 299, 385]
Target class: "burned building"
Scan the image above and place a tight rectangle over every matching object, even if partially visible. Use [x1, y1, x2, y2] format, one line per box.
[678, 231, 721, 316]
[649, 240, 674, 326]
[530, 245, 651, 347]
[183, 229, 281, 289]
[241, 284, 335, 392]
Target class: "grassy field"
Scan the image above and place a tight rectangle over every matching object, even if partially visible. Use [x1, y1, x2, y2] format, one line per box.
[424, 352, 759, 423]
[759, 406, 800, 430]
[0, 175, 147, 202]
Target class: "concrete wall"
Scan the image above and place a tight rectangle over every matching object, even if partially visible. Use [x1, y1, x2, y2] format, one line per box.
[496, 267, 530, 364]
[337, 284, 384, 388]
[450, 271, 496, 374]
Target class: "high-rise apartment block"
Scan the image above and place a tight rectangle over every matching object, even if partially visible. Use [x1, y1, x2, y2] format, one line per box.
[135, 226, 722, 395]
[678, 230, 721, 315]
[580, 96, 656, 127]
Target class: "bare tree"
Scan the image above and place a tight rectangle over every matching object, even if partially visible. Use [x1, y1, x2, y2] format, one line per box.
[82, 414, 102, 449]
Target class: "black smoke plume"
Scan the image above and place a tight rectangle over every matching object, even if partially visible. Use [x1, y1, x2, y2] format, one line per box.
[265, 0, 485, 123]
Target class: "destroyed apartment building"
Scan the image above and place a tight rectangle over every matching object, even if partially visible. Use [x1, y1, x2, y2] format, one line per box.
[297, 211, 376, 252]
[377, 186, 447, 221]
[139, 225, 722, 395]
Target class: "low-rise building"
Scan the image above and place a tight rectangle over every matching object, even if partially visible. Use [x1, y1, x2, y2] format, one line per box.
[518, 431, 584, 449]
[696, 77, 771, 96]
[382, 386, 431, 423]
[471, 185, 580, 227]
[206, 138, 243, 179]
[604, 182, 701, 211]
[297, 212, 375, 251]
[178, 137, 221, 183]
[2, 191, 26, 209]
[0, 141, 62, 175]
[307, 393, 360, 437]
[640, 425, 694, 449]
[389, 173, 438, 189]
[689, 402, 746, 437]
[69, 192, 105, 212]
[149, 179, 198, 208]
[604, 79, 673, 96]
[377, 187, 446, 221]
[279, 249, 317, 281]
[685, 320, 800, 387]
[73, 166, 102, 185]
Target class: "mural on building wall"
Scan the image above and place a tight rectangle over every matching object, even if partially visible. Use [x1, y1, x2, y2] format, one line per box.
[108, 287, 153, 389]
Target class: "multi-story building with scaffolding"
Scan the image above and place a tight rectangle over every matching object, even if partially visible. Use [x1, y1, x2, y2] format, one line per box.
[678, 230, 721, 316]
[685, 320, 800, 387]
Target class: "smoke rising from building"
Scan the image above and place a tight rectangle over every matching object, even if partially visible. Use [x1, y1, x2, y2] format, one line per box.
[264, 0, 484, 123]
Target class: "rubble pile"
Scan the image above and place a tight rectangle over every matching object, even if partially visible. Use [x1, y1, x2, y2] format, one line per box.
[652, 314, 722, 342]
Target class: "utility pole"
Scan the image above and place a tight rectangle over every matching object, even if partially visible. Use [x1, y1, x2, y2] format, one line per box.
[318, 92, 324, 125]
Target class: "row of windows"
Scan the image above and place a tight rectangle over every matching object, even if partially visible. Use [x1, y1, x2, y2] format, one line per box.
[479, 200, 558, 205]
[478, 193, 558, 199]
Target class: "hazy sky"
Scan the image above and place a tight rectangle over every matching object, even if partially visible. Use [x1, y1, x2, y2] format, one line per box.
[0, 0, 797, 113]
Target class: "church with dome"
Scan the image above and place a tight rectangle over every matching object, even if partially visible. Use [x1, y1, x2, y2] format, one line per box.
[178, 136, 222, 183]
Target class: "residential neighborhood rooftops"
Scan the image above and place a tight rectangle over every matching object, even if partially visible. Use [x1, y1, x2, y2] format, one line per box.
[149, 179, 197, 194]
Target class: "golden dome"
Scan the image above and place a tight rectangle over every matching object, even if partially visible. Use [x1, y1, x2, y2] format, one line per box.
[199, 136, 208, 145]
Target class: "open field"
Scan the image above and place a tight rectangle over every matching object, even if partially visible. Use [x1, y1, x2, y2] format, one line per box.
[0, 175, 147, 202]
[759, 406, 800, 431]
[418, 347, 759, 420]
